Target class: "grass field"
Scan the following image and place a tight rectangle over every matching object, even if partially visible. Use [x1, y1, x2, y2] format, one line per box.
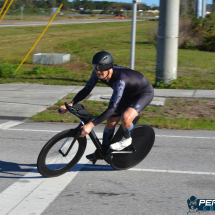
[0, 21, 215, 89]
[1, 21, 215, 129]
[30, 93, 215, 130]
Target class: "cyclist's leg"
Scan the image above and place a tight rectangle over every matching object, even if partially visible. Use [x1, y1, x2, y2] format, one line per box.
[86, 114, 120, 161]
[102, 96, 129, 146]
[122, 91, 154, 137]
[121, 107, 138, 138]
[102, 113, 120, 146]
[106, 113, 120, 129]
[111, 91, 154, 150]
[109, 108, 137, 150]
[121, 108, 138, 128]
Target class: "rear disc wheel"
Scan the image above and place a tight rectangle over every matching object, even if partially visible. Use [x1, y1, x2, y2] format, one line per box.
[110, 124, 155, 170]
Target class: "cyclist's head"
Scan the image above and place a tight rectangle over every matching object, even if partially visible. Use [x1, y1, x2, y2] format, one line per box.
[92, 51, 114, 72]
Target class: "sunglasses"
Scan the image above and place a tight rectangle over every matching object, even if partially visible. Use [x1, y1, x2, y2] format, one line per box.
[93, 64, 108, 72]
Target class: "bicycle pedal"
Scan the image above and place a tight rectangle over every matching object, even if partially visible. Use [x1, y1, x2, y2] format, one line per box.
[92, 159, 97, 165]
[105, 148, 113, 158]
[131, 146, 136, 152]
[94, 149, 103, 160]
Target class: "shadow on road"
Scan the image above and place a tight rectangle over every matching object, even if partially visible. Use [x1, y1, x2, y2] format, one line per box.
[0, 160, 37, 178]
[0, 161, 114, 179]
[77, 164, 114, 171]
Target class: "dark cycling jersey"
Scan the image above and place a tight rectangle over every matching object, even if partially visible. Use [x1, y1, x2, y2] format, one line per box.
[71, 66, 153, 126]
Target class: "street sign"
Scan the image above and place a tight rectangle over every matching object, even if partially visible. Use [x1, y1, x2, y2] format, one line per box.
[20, 6, 24, 20]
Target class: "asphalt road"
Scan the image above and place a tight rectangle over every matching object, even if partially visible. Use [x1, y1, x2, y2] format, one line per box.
[0, 120, 215, 215]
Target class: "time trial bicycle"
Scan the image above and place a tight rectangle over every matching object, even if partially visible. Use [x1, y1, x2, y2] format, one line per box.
[37, 103, 155, 178]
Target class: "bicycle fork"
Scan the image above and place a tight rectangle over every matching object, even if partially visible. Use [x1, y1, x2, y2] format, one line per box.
[59, 125, 82, 157]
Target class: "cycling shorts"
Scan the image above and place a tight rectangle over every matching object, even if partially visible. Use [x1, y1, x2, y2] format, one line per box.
[115, 88, 154, 116]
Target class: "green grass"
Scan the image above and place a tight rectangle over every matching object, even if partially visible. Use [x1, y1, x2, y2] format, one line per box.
[139, 117, 215, 130]
[30, 93, 215, 130]
[3, 13, 112, 21]
[1, 21, 215, 89]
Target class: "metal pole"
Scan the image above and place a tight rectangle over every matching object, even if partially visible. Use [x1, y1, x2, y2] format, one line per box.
[21, 9, 23, 20]
[202, 0, 206, 18]
[0, 0, 13, 23]
[0, 0, 9, 17]
[196, 0, 203, 18]
[155, 0, 180, 85]
[130, 0, 137, 70]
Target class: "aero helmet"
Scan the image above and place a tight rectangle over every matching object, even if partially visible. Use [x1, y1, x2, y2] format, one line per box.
[92, 51, 114, 71]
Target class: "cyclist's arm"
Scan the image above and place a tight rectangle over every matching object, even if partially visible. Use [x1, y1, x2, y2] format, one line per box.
[70, 70, 98, 105]
[92, 80, 125, 126]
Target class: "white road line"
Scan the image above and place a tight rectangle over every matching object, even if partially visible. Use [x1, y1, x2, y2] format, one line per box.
[0, 121, 23, 129]
[83, 165, 215, 176]
[129, 168, 215, 175]
[156, 134, 215, 140]
[6, 128, 61, 133]
[0, 141, 96, 215]
[2, 128, 215, 140]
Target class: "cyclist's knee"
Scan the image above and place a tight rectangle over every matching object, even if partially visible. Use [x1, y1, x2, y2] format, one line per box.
[121, 108, 138, 128]
[106, 117, 119, 129]
[121, 116, 130, 128]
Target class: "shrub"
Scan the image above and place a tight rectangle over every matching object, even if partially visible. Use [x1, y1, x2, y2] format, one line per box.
[155, 80, 179, 89]
[147, 24, 158, 45]
[180, 39, 197, 50]
[148, 14, 215, 52]
[203, 34, 215, 52]
[0, 62, 17, 78]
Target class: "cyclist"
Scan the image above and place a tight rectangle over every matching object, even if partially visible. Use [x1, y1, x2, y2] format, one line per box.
[60, 51, 154, 161]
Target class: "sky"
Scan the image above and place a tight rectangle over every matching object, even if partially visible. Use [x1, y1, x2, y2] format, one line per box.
[141, 0, 213, 6]
[92, 0, 213, 7]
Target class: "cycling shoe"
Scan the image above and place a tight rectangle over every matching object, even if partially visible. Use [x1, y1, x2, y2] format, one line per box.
[86, 153, 95, 162]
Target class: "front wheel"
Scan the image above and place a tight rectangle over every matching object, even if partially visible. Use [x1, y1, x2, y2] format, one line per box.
[37, 129, 87, 178]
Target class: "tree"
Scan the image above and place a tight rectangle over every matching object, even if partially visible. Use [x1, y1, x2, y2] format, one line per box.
[43, 1, 49, 9]
[25, 0, 34, 9]
[151, 4, 159, 10]
[101, 1, 111, 10]
[15, 0, 25, 9]
[212, 0, 215, 12]
[49, 0, 57, 7]
[139, 3, 150, 11]
[57, 0, 71, 10]
[72, 0, 80, 10]
[180, 0, 195, 17]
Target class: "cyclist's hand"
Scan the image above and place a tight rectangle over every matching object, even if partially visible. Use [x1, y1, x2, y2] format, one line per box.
[79, 122, 94, 137]
[58, 103, 73, 114]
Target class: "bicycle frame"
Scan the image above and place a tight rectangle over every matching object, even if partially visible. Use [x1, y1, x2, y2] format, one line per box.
[64, 102, 140, 162]
[64, 102, 106, 158]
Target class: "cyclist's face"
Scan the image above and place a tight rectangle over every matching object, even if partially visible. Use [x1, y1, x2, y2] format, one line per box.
[95, 70, 108, 79]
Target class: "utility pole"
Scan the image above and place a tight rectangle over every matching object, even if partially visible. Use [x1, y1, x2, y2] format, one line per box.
[196, 0, 206, 19]
[203, 0, 206, 18]
[155, 0, 180, 85]
[130, 0, 138, 70]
